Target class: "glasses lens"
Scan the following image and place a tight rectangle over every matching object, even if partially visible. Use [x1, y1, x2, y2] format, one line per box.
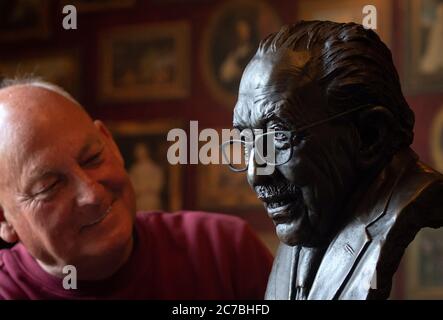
[255, 131, 292, 166]
[221, 140, 249, 171]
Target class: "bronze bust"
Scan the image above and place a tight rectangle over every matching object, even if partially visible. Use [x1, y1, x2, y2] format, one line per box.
[229, 21, 443, 299]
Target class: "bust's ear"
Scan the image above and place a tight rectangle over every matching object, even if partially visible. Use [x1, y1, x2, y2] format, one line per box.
[0, 207, 18, 243]
[355, 106, 395, 168]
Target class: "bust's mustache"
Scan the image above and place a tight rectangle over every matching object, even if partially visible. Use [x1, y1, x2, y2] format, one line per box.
[254, 183, 302, 203]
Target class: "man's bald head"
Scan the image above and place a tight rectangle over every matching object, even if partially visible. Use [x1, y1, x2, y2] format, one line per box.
[0, 84, 93, 186]
[0, 78, 78, 104]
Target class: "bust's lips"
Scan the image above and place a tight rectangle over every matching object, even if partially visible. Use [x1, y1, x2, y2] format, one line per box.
[258, 193, 299, 223]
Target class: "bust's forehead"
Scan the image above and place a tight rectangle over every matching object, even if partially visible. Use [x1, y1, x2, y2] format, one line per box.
[238, 49, 311, 97]
[234, 49, 313, 128]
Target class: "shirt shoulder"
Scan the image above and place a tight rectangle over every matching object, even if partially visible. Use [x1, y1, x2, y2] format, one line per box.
[134, 211, 273, 299]
[135, 210, 251, 243]
[0, 247, 28, 299]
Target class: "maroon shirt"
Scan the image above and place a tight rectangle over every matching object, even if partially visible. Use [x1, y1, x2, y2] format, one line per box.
[0, 211, 273, 299]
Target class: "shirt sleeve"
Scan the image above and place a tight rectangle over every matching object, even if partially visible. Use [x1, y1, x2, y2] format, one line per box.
[230, 221, 274, 299]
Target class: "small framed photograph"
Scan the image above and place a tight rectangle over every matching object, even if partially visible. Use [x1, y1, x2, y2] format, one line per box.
[0, 51, 81, 100]
[201, 0, 281, 107]
[431, 105, 443, 172]
[197, 162, 265, 212]
[107, 121, 182, 213]
[405, 228, 443, 299]
[0, 0, 49, 42]
[196, 128, 264, 212]
[296, 0, 392, 47]
[99, 21, 190, 102]
[63, 0, 136, 12]
[195, 127, 279, 253]
[404, 0, 443, 93]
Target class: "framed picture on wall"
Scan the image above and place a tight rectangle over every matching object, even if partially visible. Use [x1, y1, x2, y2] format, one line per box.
[62, 0, 136, 12]
[195, 127, 279, 253]
[404, 0, 443, 93]
[0, 51, 81, 100]
[196, 127, 264, 212]
[431, 105, 443, 172]
[107, 121, 182, 213]
[296, 0, 392, 47]
[0, 0, 49, 42]
[197, 162, 265, 212]
[405, 227, 443, 299]
[201, 0, 281, 107]
[99, 21, 190, 102]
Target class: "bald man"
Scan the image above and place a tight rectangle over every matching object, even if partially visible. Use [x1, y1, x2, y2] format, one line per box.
[0, 79, 272, 299]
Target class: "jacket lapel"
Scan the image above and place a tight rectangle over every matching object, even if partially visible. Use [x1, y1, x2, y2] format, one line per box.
[307, 219, 371, 299]
[265, 244, 300, 299]
[307, 150, 417, 300]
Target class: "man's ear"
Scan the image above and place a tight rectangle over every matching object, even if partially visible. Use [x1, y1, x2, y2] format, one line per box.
[355, 106, 395, 169]
[0, 207, 18, 243]
[93, 120, 125, 165]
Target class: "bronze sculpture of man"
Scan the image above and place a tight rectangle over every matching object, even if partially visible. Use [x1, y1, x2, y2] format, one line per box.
[226, 21, 443, 299]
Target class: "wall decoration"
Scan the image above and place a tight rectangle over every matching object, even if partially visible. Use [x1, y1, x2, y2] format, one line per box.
[0, 0, 49, 42]
[201, 0, 281, 107]
[404, 0, 443, 93]
[99, 21, 190, 102]
[431, 105, 443, 171]
[0, 51, 81, 100]
[405, 227, 443, 299]
[107, 121, 182, 213]
[296, 0, 392, 47]
[196, 127, 264, 212]
[64, 0, 136, 12]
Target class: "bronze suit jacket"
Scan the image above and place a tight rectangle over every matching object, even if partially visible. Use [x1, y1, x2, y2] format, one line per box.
[265, 148, 443, 300]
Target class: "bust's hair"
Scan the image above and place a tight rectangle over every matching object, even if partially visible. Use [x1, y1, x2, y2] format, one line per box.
[0, 76, 78, 105]
[257, 20, 414, 151]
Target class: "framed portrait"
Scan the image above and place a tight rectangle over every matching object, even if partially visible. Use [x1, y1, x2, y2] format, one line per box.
[99, 21, 190, 102]
[0, 0, 49, 42]
[201, 0, 282, 107]
[0, 51, 81, 100]
[63, 0, 136, 12]
[197, 162, 264, 212]
[296, 0, 392, 47]
[195, 127, 279, 253]
[431, 105, 443, 172]
[405, 227, 443, 299]
[107, 121, 182, 213]
[404, 0, 443, 93]
[196, 127, 264, 212]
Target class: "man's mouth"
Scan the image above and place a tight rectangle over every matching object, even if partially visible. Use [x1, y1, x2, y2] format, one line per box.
[81, 203, 114, 230]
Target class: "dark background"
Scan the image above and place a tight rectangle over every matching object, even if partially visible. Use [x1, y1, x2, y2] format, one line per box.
[1, 0, 443, 299]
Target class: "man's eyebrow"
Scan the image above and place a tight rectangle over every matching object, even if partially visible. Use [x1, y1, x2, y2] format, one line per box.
[76, 136, 103, 161]
[24, 169, 57, 191]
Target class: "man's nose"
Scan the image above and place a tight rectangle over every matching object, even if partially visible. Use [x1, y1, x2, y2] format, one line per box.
[75, 173, 106, 208]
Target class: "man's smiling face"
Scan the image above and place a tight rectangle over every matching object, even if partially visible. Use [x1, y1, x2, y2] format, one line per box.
[0, 85, 136, 279]
[233, 50, 359, 247]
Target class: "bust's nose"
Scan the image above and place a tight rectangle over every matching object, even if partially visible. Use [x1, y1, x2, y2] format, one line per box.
[247, 149, 275, 188]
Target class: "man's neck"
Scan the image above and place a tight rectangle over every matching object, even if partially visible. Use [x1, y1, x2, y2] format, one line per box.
[36, 234, 135, 281]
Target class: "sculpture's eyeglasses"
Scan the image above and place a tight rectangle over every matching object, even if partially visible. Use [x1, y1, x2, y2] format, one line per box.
[221, 104, 370, 172]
